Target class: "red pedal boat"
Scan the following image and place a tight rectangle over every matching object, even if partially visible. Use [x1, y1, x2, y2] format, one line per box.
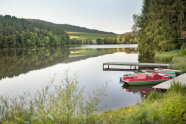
[121, 73, 170, 86]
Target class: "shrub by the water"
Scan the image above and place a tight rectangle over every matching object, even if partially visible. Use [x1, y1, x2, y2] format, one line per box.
[97, 82, 186, 124]
[0, 75, 186, 124]
[0, 73, 107, 124]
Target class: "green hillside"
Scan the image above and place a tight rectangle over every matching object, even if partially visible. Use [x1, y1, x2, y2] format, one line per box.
[28, 19, 115, 34]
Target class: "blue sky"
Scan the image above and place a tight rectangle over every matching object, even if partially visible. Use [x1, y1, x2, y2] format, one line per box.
[0, 0, 143, 34]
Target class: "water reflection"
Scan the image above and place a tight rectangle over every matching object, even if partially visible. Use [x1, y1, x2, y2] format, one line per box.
[122, 84, 155, 94]
[0, 46, 137, 80]
[0, 44, 139, 111]
[0, 48, 70, 80]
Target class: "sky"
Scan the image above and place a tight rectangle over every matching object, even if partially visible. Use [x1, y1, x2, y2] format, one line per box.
[0, 0, 143, 34]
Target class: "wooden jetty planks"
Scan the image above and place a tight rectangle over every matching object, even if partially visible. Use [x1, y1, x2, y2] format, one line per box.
[103, 62, 170, 70]
[153, 73, 186, 89]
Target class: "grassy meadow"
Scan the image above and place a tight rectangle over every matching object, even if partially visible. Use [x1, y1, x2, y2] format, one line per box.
[67, 32, 116, 41]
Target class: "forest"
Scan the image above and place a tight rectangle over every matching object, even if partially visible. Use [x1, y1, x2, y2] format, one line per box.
[0, 15, 137, 47]
[133, 0, 186, 62]
[0, 15, 70, 48]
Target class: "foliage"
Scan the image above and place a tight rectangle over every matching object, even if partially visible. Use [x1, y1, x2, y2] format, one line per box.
[0, 15, 70, 48]
[96, 32, 137, 44]
[97, 83, 186, 124]
[0, 73, 107, 124]
[133, 0, 186, 62]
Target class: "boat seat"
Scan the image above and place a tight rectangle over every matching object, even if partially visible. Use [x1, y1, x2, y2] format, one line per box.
[137, 73, 151, 79]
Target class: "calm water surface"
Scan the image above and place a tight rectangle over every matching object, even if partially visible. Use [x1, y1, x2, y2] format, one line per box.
[0, 44, 144, 112]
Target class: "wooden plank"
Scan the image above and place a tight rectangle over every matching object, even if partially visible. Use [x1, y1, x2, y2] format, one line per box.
[153, 73, 186, 89]
[103, 68, 138, 71]
[103, 62, 169, 71]
[103, 62, 169, 67]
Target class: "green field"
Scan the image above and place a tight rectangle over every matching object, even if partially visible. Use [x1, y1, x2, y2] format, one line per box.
[67, 32, 117, 40]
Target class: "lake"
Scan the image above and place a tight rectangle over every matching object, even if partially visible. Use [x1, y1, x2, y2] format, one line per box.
[0, 44, 145, 112]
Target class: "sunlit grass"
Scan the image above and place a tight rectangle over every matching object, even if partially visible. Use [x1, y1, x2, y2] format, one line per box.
[67, 32, 116, 40]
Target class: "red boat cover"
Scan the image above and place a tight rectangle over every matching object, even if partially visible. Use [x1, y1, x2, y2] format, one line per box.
[137, 73, 151, 79]
[122, 73, 170, 82]
[150, 73, 170, 80]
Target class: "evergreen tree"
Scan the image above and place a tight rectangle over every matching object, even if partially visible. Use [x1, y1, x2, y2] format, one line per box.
[133, 0, 186, 62]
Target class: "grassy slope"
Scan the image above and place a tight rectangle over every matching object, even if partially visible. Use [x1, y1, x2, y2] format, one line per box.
[154, 49, 186, 72]
[67, 32, 117, 40]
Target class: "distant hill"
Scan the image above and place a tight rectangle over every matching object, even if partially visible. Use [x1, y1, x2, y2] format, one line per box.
[28, 19, 116, 34]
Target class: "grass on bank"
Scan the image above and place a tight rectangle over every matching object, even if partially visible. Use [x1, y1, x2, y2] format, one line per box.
[97, 82, 186, 124]
[155, 49, 186, 72]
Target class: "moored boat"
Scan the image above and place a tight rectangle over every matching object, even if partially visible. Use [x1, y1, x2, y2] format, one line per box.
[141, 69, 176, 78]
[121, 73, 170, 86]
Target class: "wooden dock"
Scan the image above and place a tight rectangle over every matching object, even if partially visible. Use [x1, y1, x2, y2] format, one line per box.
[103, 62, 169, 71]
[153, 73, 186, 89]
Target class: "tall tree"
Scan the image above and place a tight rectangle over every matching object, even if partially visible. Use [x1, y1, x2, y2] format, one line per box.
[133, 0, 186, 62]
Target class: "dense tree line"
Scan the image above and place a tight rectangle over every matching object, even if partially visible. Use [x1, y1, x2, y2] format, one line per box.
[133, 0, 186, 62]
[96, 32, 137, 44]
[0, 15, 70, 48]
[69, 38, 93, 45]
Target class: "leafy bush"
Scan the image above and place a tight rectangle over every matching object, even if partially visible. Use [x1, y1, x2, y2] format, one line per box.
[0, 73, 107, 124]
[162, 93, 186, 123]
[97, 83, 186, 123]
